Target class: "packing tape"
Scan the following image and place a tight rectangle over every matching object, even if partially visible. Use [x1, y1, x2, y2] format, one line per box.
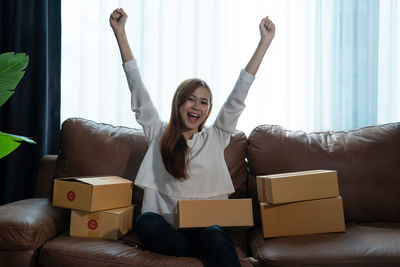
[122, 214, 129, 233]
[262, 179, 267, 202]
[122, 211, 133, 233]
[87, 213, 100, 238]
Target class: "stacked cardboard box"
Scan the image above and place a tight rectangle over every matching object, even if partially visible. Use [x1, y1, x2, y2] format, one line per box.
[256, 170, 345, 238]
[53, 176, 134, 240]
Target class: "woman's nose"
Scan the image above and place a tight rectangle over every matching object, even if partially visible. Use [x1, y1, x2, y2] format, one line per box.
[192, 101, 199, 110]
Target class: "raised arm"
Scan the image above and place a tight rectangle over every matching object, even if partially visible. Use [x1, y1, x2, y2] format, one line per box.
[213, 16, 275, 141]
[110, 8, 134, 63]
[245, 16, 275, 76]
[110, 8, 163, 141]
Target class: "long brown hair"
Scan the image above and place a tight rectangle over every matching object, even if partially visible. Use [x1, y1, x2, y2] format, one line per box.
[160, 78, 213, 179]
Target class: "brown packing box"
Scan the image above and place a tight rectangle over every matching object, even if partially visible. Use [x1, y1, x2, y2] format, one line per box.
[70, 205, 134, 240]
[257, 170, 339, 204]
[174, 199, 254, 228]
[53, 176, 133, 212]
[260, 196, 345, 238]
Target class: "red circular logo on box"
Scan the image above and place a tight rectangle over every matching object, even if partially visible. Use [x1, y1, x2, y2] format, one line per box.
[67, 190, 75, 201]
[88, 219, 98, 230]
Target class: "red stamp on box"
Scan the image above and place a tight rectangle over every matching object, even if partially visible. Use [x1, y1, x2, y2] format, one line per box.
[67, 190, 75, 201]
[88, 219, 98, 230]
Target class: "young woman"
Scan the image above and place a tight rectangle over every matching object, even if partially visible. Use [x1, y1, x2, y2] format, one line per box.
[110, 8, 275, 267]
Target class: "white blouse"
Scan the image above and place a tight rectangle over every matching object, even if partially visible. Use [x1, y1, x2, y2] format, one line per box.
[123, 59, 255, 224]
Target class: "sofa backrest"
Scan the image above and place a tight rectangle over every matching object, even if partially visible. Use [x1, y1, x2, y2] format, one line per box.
[54, 118, 248, 211]
[247, 123, 400, 225]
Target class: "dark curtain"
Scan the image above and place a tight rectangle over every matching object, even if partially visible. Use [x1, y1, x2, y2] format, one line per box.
[0, 0, 61, 205]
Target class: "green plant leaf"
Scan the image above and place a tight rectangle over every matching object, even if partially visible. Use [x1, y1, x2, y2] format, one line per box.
[0, 52, 29, 107]
[0, 131, 36, 159]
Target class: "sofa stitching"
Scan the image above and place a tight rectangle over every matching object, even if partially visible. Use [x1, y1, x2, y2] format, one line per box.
[0, 213, 67, 231]
[0, 215, 68, 248]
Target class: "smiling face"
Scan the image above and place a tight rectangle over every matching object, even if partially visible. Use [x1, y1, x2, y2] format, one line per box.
[179, 86, 211, 139]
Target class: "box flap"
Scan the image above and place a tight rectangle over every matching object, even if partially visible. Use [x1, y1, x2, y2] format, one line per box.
[75, 176, 132, 186]
[266, 169, 335, 179]
[102, 206, 134, 215]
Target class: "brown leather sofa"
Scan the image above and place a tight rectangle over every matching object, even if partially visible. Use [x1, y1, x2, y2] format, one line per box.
[1, 117, 399, 267]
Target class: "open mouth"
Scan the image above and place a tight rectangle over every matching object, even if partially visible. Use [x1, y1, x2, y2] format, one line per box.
[188, 112, 200, 123]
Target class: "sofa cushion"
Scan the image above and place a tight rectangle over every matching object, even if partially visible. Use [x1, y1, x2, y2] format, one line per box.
[55, 118, 248, 209]
[0, 198, 68, 250]
[0, 249, 39, 267]
[224, 130, 248, 199]
[39, 233, 205, 267]
[248, 222, 400, 266]
[247, 123, 400, 224]
[39, 228, 251, 267]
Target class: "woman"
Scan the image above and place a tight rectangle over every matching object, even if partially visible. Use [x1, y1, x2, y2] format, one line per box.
[110, 8, 275, 267]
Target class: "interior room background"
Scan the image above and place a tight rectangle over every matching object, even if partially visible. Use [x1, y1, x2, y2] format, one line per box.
[0, 0, 399, 205]
[61, 0, 399, 135]
[0, 0, 61, 205]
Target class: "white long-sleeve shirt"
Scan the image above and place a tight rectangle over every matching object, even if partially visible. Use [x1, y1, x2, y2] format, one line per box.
[123, 59, 255, 224]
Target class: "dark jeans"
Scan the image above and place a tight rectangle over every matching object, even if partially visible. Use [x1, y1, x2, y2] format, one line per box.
[135, 212, 241, 267]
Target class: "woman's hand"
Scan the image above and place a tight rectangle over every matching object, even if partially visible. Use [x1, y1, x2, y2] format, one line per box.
[244, 16, 275, 76]
[259, 16, 275, 45]
[110, 8, 133, 63]
[110, 8, 128, 36]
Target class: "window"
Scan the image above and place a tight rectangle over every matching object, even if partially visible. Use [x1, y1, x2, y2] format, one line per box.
[62, 0, 400, 135]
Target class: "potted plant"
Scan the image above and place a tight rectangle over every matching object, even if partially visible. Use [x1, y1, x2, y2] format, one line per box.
[0, 52, 35, 158]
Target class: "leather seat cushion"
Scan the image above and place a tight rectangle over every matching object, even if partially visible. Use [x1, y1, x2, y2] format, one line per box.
[0, 198, 68, 250]
[0, 249, 38, 267]
[39, 233, 205, 267]
[249, 223, 400, 266]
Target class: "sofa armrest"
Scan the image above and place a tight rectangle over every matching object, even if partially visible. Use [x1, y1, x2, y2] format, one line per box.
[0, 198, 69, 250]
[35, 155, 58, 198]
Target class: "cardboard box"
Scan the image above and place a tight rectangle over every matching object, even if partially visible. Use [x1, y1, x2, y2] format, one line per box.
[53, 176, 133, 212]
[260, 196, 345, 238]
[174, 199, 254, 228]
[257, 170, 339, 204]
[70, 205, 134, 240]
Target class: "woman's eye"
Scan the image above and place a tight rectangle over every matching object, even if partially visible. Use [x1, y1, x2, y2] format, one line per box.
[201, 102, 208, 105]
